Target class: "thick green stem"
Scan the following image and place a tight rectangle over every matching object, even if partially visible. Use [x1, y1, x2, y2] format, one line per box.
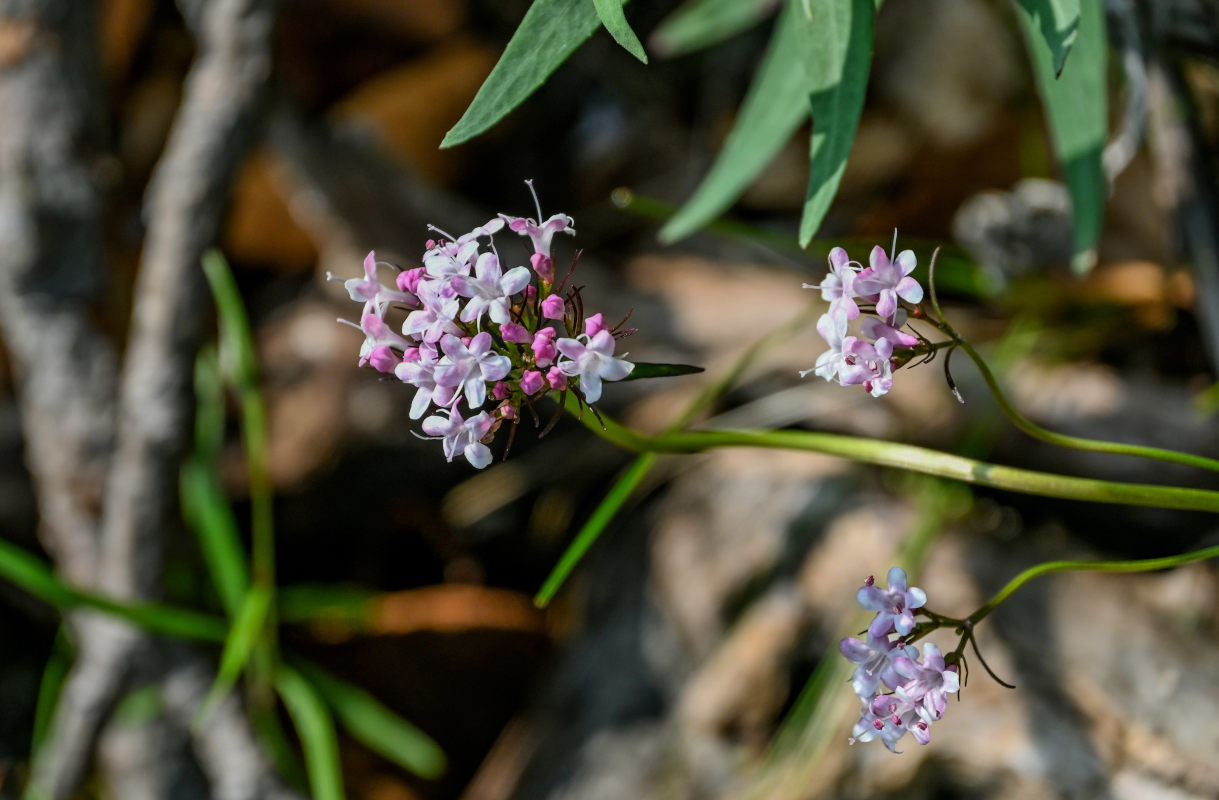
[567, 397, 1219, 513]
[969, 543, 1219, 625]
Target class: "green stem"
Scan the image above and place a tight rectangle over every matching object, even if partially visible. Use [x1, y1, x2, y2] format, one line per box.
[969, 543, 1219, 625]
[565, 397, 1219, 513]
[947, 332, 1219, 475]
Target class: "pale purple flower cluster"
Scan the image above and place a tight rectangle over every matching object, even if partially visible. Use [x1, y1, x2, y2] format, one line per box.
[801, 244, 924, 397]
[839, 567, 959, 752]
[332, 191, 634, 469]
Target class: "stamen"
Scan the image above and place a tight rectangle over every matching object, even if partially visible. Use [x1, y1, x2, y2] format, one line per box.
[525, 178, 543, 221]
[427, 224, 457, 242]
[890, 228, 898, 262]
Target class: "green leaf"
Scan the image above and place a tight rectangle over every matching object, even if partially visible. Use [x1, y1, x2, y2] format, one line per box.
[659, 0, 810, 243]
[198, 587, 273, 722]
[796, 0, 875, 246]
[619, 362, 705, 381]
[295, 660, 447, 779]
[276, 665, 347, 800]
[30, 629, 72, 759]
[443, 1, 610, 147]
[181, 459, 249, 618]
[593, 0, 648, 63]
[651, 0, 778, 58]
[1013, 0, 1080, 76]
[1019, 0, 1106, 273]
[0, 538, 227, 641]
[534, 453, 657, 607]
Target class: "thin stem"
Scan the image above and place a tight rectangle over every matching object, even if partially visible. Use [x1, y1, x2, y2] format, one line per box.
[969, 542, 1219, 625]
[946, 331, 1219, 475]
[563, 396, 1219, 513]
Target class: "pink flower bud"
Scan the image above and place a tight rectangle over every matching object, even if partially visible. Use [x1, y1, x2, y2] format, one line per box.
[402, 346, 421, 362]
[525, 285, 538, 303]
[500, 404, 517, 420]
[398, 267, 424, 294]
[541, 293, 565, 320]
[584, 312, 607, 337]
[492, 381, 511, 400]
[520, 370, 544, 395]
[530, 252, 554, 282]
[532, 330, 557, 366]
[368, 345, 398, 374]
[546, 366, 567, 390]
[500, 322, 532, 343]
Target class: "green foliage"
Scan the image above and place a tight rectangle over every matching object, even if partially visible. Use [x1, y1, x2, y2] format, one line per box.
[659, 0, 810, 243]
[276, 665, 347, 800]
[593, 0, 648, 62]
[797, 0, 875, 246]
[1018, 0, 1105, 273]
[619, 362, 705, 381]
[651, 0, 777, 57]
[1015, 0, 1081, 76]
[443, 0, 619, 148]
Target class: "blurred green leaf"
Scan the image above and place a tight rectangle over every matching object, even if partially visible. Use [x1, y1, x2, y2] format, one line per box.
[30, 629, 71, 759]
[198, 587, 272, 722]
[1014, 0, 1080, 76]
[797, 0, 875, 246]
[276, 664, 346, 800]
[1020, 0, 1106, 273]
[0, 538, 227, 641]
[593, 0, 648, 62]
[443, 0, 631, 147]
[660, 0, 810, 243]
[181, 459, 249, 618]
[278, 584, 379, 627]
[535, 452, 657, 607]
[619, 362, 705, 381]
[296, 660, 447, 779]
[651, 0, 778, 57]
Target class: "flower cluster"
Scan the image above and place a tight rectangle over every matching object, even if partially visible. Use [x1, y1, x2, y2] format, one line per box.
[332, 188, 634, 468]
[839, 567, 959, 752]
[802, 243, 925, 397]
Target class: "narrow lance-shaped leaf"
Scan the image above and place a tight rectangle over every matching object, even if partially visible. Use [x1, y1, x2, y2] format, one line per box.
[797, 0, 875, 246]
[651, 0, 782, 58]
[619, 362, 704, 381]
[1020, 0, 1106, 273]
[1013, 0, 1080, 76]
[660, 0, 811, 243]
[443, 0, 632, 148]
[276, 665, 347, 800]
[593, 0, 648, 63]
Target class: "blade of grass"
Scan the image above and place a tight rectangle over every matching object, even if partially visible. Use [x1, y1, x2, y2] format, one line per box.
[182, 345, 249, 617]
[276, 664, 347, 800]
[1014, 0, 1080, 76]
[0, 538, 227, 641]
[295, 659, 447, 780]
[196, 586, 273, 724]
[29, 628, 72, 759]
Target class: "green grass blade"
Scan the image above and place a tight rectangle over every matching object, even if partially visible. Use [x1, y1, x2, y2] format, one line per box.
[442, 0, 619, 147]
[30, 629, 72, 758]
[593, 0, 648, 62]
[276, 664, 347, 800]
[534, 452, 658, 607]
[197, 587, 273, 722]
[796, 0, 875, 246]
[1014, 0, 1080, 76]
[0, 538, 227, 641]
[1019, 0, 1106, 273]
[651, 0, 778, 58]
[295, 659, 447, 780]
[659, 0, 810, 243]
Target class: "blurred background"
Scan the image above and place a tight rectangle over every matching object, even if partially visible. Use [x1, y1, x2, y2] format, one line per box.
[1, 0, 1218, 798]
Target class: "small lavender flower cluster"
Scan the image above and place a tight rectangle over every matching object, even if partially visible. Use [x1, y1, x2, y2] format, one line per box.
[801, 243, 925, 397]
[333, 191, 633, 469]
[839, 567, 959, 752]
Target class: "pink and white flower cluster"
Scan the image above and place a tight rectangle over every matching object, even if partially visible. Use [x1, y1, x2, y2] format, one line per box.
[332, 193, 634, 469]
[802, 244, 925, 397]
[839, 567, 959, 752]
